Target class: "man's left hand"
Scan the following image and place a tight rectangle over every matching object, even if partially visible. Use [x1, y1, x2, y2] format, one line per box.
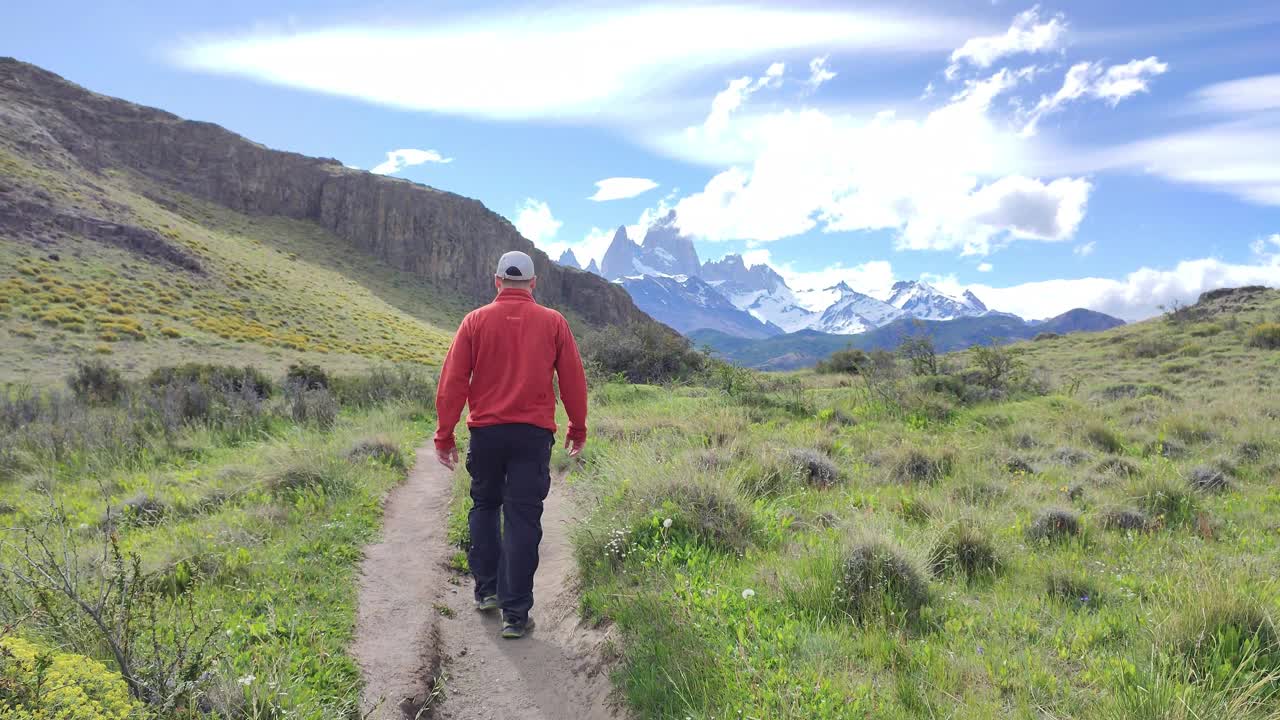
[437, 446, 459, 470]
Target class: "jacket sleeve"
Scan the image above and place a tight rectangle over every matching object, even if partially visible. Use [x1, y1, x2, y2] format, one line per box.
[554, 316, 589, 444]
[434, 316, 474, 452]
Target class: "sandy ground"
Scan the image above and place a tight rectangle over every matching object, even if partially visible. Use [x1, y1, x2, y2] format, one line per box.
[353, 447, 621, 719]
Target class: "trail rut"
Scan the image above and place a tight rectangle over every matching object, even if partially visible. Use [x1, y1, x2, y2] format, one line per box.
[353, 446, 620, 719]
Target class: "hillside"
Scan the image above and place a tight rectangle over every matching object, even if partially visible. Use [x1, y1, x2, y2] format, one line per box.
[0, 58, 653, 384]
[694, 308, 1125, 369]
[563, 285, 1280, 718]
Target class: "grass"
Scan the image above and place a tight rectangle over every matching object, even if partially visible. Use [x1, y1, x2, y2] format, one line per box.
[0, 363, 435, 717]
[568, 287, 1280, 719]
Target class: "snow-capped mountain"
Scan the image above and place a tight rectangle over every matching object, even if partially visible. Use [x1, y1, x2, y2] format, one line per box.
[619, 274, 782, 339]
[600, 213, 701, 280]
[886, 281, 990, 321]
[811, 282, 906, 334]
[702, 254, 816, 333]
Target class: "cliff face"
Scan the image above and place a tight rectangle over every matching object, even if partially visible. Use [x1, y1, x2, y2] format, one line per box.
[0, 57, 651, 328]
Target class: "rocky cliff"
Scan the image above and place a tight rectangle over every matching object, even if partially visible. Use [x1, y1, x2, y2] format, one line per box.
[0, 57, 651, 328]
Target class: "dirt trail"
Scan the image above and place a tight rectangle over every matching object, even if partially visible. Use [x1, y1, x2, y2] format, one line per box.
[353, 446, 620, 720]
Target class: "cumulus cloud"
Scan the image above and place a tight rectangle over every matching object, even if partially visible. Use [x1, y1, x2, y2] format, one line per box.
[806, 56, 836, 90]
[1021, 57, 1167, 135]
[369, 148, 452, 175]
[175, 5, 977, 124]
[513, 199, 562, 244]
[946, 6, 1066, 79]
[972, 255, 1280, 321]
[588, 177, 659, 201]
[671, 65, 1088, 254]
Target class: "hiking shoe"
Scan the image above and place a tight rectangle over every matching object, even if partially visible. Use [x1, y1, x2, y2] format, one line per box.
[475, 595, 500, 612]
[501, 617, 535, 639]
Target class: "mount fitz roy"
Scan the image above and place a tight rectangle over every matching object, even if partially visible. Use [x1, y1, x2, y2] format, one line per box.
[556, 212, 999, 339]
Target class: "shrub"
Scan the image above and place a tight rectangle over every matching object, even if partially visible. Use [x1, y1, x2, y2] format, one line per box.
[67, 360, 125, 405]
[1126, 336, 1180, 359]
[270, 458, 353, 498]
[1187, 465, 1232, 493]
[1051, 447, 1090, 466]
[287, 386, 338, 429]
[928, 521, 1000, 578]
[1026, 508, 1080, 542]
[638, 480, 755, 553]
[887, 446, 955, 484]
[896, 496, 935, 523]
[816, 348, 868, 375]
[1246, 322, 1280, 350]
[836, 541, 930, 624]
[1137, 476, 1199, 526]
[1033, 332, 1060, 341]
[787, 449, 841, 488]
[1099, 507, 1152, 532]
[0, 636, 144, 719]
[968, 344, 1022, 389]
[146, 363, 274, 399]
[1045, 570, 1102, 610]
[1005, 456, 1035, 475]
[1095, 456, 1141, 478]
[581, 324, 706, 384]
[120, 494, 167, 527]
[898, 335, 938, 376]
[1167, 596, 1280, 684]
[286, 362, 331, 390]
[347, 437, 406, 470]
[1085, 422, 1125, 453]
[331, 366, 437, 408]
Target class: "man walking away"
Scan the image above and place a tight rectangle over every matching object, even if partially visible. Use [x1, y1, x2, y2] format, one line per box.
[434, 250, 588, 639]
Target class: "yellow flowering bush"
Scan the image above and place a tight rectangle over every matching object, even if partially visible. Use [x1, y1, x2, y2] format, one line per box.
[0, 637, 143, 719]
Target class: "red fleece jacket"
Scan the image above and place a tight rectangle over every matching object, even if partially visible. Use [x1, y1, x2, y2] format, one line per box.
[434, 288, 588, 452]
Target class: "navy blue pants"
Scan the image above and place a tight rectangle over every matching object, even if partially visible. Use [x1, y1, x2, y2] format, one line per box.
[466, 423, 553, 623]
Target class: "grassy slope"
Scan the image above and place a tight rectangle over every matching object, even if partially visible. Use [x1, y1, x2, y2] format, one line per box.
[573, 290, 1280, 719]
[0, 146, 470, 386]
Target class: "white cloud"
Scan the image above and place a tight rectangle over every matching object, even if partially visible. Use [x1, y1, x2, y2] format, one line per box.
[369, 148, 452, 175]
[1074, 241, 1096, 256]
[732, 249, 896, 305]
[588, 177, 659, 202]
[175, 6, 979, 124]
[972, 256, 1280, 321]
[946, 6, 1066, 79]
[756, 62, 786, 90]
[704, 76, 756, 138]
[1194, 74, 1280, 114]
[670, 65, 1089, 254]
[1021, 57, 1167, 135]
[806, 56, 836, 90]
[977, 262, 994, 272]
[512, 199, 562, 244]
[1252, 233, 1280, 257]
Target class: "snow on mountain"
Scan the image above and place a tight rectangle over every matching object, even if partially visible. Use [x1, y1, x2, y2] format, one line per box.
[811, 282, 906, 334]
[619, 274, 783, 339]
[702, 254, 816, 332]
[886, 281, 989, 321]
[600, 214, 702, 280]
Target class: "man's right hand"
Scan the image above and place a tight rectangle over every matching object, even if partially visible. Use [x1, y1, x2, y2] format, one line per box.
[436, 446, 459, 470]
[565, 436, 585, 458]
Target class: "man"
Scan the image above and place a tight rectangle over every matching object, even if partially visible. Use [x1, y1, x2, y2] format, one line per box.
[434, 250, 588, 639]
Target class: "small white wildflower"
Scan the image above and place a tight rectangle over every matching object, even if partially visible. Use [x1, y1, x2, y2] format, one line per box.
[741, 588, 755, 599]
[663, 518, 673, 529]
[237, 674, 255, 686]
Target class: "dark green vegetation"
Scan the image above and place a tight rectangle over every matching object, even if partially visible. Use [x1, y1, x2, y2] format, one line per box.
[567, 286, 1280, 718]
[1, 361, 435, 718]
[693, 308, 1125, 370]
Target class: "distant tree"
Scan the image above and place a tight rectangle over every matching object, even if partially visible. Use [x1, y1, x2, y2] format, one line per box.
[968, 344, 1021, 389]
[898, 335, 938, 376]
[816, 347, 869, 375]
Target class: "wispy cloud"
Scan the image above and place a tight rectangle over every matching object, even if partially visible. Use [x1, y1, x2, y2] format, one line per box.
[1193, 73, 1280, 114]
[946, 5, 1067, 79]
[369, 148, 452, 175]
[588, 177, 659, 202]
[1074, 241, 1097, 256]
[1021, 57, 1168, 136]
[806, 56, 836, 90]
[174, 5, 980, 124]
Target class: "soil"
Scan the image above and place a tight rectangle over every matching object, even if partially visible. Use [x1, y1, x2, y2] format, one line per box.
[353, 446, 621, 719]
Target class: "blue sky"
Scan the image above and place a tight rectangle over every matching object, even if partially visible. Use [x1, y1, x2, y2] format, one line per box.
[5, 1, 1280, 320]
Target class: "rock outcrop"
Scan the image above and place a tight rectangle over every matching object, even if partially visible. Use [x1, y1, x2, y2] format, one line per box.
[0, 57, 651, 328]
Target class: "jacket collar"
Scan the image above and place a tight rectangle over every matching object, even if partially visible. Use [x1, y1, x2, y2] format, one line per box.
[496, 287, 535, 303]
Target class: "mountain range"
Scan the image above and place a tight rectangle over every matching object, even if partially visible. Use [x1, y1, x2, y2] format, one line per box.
[555, 213, 1120, 354]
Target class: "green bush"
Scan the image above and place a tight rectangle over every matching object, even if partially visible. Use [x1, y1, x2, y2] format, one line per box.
[67, 360, 125, 405]
[146, 363, 274, 398]
[581, 324, 707, 384]
[836, 541, 930, 625]
[816, 348, 868, 375]
[286, 362, 331, 390]
[1026, 508, 1080, 542]
[0, 636, 143, 719]
[1246, 322, 1280, 350]
[928, 521, 1000, 578]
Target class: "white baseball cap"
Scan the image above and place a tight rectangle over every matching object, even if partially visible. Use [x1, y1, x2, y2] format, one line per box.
[496, 250, 536, 280]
